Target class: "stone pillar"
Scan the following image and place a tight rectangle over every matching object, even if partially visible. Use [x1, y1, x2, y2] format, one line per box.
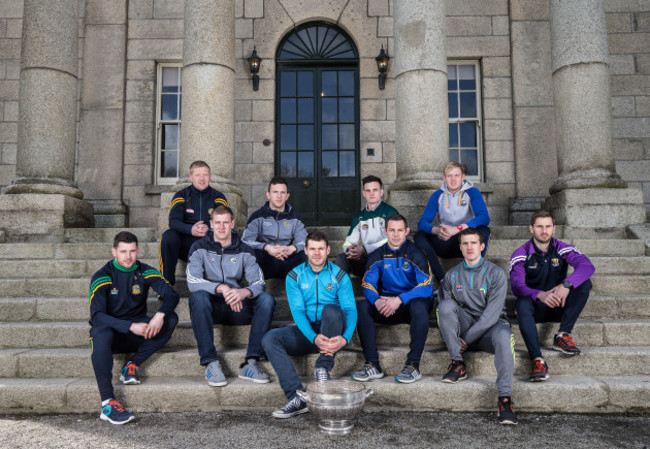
[387, 0, 448, 228]
[0, 0, 93, 241]
[77, 0, 128, 227]
[171, 0, 246, 224]
[544, 0, 646, 228]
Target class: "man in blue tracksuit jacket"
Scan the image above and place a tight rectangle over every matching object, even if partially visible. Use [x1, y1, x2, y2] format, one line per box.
[263, 231, 357, 419]
[415, 161, 490, 282]
[159, 160, 228, 285]
[352, 213, 434, 384]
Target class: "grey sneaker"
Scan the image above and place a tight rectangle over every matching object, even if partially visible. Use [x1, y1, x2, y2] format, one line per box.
[238, 359, 270, 383]
[394, 364, 422, 383]
[205, 360, 227, 387]
[314, 367, 331, 382]
[272, 396, 309, 419]
[350, 362, 384, 382]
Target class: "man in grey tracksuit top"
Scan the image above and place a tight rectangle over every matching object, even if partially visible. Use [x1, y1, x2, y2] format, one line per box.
[437, 227, 517, 425]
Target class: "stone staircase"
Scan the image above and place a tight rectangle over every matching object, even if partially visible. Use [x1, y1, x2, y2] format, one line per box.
[1, 226, 649, 415]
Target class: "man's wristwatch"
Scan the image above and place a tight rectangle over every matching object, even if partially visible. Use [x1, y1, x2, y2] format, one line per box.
[562, 280, 573, 289]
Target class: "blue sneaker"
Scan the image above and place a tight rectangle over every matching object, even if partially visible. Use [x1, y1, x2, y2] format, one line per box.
[119, 361, 140, 385]
[100, 399, 135, 425]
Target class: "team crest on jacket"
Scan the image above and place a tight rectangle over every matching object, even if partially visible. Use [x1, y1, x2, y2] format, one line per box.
[551, 258, 560, 267]
[480, 284, 487, 295]
[207, 208, 214, 215]
[456, 285, 463, 292]
[460, 200, 467, 206]
[110, 288, 118, 295]
[230, 257, 238, 263]
[361, 224, 369, 230]
[326, 283, 334, 291]
[283, 221, 291, 227]
[402, 261, 410, 271]
[207, 256, 215, 262]
[132, 284, 141, 295]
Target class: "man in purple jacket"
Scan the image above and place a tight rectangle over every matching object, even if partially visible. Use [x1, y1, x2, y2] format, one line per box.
[509, 210, 595, 381]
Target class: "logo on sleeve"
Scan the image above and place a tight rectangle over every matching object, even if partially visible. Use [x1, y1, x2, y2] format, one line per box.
[263, 221, 273, 226]
[132, 284, 141, 295]
[186, 209, 194, 214]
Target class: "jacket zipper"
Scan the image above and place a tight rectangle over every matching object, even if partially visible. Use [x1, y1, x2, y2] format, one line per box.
[314, 273, 319, 322]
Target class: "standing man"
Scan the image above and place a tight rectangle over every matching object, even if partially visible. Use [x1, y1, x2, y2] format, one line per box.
[334, 175, 399, 277]
[437, 228, 517, 425]
[263, 231, 357, 418]
[510, 210, 594, 381]
[242, 177, 307, 279]
[159, 160, 228, 285]
[352, 214, 433, 384]
[415, 161, 491, 283]
[186, 205, 275, 387]
[89, 231, 179, 424]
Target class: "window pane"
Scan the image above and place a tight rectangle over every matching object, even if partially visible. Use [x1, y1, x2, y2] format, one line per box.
[449, 123, 459, 148]
[338, 71, 354, 96]
[449, 149, 459, 163]
[281, 98, 297, 123]
[281, 72, 296, 97]
[280, 152, 296, 177]
[322, 151, 338, 177]
[298, 152, 314, 177]
[339, 124, 355, 149]
[461, 149, 478, 176]
[297, 98, 313, 123]
[460, 92, 477, 118]
[322, 124, 337, 149]
[448, 93, 458, 118]
[297, 125, 313, 150]
[178, 94, 182, 119]
[460, 122, 477, 147]
[160, 151, 179, 178]
[458, 65, 476, 90]
[161, 95, 178, 120]
[162, 67, 179, 93]
[322, 71, 337, 96]
[447, 65, 457, 91]
[339, 151, 355, 177]
[280, 125, 296, 150]
[162, 124, 179, 149]
[339, 97, 354, 122]
[322, 98, 337, 123]
[297, 72, 313, 96]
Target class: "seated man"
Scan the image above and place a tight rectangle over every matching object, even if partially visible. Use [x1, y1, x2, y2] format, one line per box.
[414, 161, 490, 283]
[334, 175, 399, 277]
[437, 227, 517, 425]
[242, 176, 307, 279]
[186, 205, 275, 387]
[510, 210, 594, 381]
[352, 213, 433, 384]
[89, 231, 179, 424]
[159, 160, 228, 285]
[263, 231, 357, 418]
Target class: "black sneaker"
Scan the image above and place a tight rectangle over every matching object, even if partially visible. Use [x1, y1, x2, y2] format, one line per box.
[442, 360, 467, 383]
[272, 396, 309, 419]
[498, 397, 518, 425]
[553, 333, 581, 355]
[100, 399, 135, 425]
[530, 359, 549, 382]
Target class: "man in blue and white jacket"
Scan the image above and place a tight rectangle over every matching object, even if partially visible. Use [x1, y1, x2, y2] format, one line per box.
[186, 205, 275, 388]
[415, 161, 490, 282]
[242, 177, 307, 279]
[263, 231, 357, 419]
[352, 213, 434, 384]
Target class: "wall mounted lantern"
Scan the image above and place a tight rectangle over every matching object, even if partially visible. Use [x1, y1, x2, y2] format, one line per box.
[375, 45, 389, 90]
[247, 46, 262, 91]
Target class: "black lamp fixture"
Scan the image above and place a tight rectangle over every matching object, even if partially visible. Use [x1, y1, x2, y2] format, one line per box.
[247, 46, 262, 91]
[375, 45, 389, 90]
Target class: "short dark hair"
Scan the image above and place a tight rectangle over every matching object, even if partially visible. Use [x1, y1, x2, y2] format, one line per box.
[305, 231, 329, 248]
[459, 227, 484, 244]
[113, 231, 138, 248]
[362, 175, 383, 189]
[190, 160, 210, 173]
[531, 209, 554, 226]
[385, 213, 408, 229]
[210, 205, 235, 220]
[268, 176, 289, 192]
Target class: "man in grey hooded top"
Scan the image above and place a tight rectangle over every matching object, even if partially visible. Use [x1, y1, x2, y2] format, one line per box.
[437, 227, 517, 425]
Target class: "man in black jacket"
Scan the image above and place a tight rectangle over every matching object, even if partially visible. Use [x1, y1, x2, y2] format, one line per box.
[89, 231, 179, 425]
[159, 160, 228, 285]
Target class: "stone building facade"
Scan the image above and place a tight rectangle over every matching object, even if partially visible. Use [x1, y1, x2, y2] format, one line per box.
[0, 0, 647, 241]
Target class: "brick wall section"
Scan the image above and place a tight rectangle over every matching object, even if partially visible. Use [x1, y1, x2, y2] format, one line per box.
[608, 4, 650, 218]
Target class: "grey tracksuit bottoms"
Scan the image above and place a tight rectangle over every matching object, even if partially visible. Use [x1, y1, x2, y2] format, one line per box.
[437, 298, 515, 397]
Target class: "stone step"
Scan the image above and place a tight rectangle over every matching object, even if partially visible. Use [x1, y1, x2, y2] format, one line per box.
[64, 228, 157, 244]
[1, 375, 647, 414]
[2, 346, 648, 380]
[1, 319, 648, 349]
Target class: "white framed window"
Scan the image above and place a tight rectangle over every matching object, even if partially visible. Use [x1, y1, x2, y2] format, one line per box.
[447, 60, 483, 180]
[155, 63, 182, 184]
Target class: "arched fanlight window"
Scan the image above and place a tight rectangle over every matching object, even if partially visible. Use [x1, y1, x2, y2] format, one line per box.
[277, 22, 358, 61]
